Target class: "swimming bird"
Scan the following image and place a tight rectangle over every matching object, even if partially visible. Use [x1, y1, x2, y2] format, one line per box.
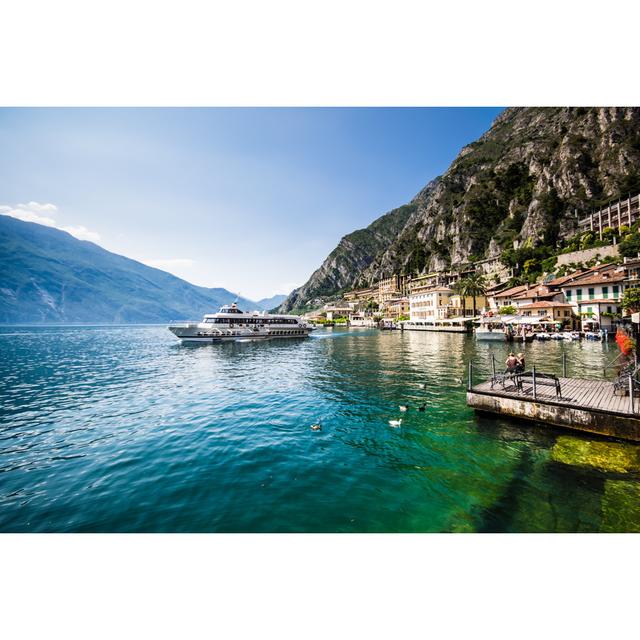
[417, 404, 426, 412]
[454, 377, 463, 385]
[399, 405, 408, 412]
[311, 423, 322, 431]
[388, 418, 403, 427]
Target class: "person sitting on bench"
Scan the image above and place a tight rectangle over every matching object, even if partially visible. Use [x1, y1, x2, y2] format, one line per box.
[515, 352, 525, 373]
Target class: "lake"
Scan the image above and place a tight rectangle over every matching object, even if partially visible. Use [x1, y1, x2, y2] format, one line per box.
[1, 325, 639, 532]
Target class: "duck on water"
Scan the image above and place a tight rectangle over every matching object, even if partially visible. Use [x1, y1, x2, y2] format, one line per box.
[168, 303, 313, 343]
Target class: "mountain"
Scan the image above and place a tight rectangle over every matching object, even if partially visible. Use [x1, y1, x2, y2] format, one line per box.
[279, 107, 640, 312]
[280, 204, 416, 311]
[0, 215, 257, 323]
[255, 294, 288, 311]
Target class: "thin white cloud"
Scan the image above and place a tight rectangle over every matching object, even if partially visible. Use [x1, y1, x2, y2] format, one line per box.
[60, 225, 101, 243]
[20, 202, 58, 213]
[0, 201, 101, 243]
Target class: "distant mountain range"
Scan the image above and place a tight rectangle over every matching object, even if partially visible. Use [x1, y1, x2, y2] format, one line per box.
[254, 294, 288, 311]
[0, 215, 280, 323]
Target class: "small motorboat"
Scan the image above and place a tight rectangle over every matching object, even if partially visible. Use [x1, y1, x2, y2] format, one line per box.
[535, 332, 551, 340]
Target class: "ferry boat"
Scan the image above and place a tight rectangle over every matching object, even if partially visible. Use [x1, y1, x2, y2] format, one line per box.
[168, 303, 313, 343]
[475, 319, 508, 341]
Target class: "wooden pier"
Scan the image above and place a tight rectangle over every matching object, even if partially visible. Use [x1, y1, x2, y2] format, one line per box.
[467, 369, 640, 442]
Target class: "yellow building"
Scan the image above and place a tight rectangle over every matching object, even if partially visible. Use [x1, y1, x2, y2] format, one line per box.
[518, 301, 574, 325]
[377, 274, 408, 303]
[449, 294, 488, 317]
[383, 297, 410, 319]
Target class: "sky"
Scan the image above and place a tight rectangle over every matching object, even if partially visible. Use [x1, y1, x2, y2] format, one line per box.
[0, 107, 503, 301]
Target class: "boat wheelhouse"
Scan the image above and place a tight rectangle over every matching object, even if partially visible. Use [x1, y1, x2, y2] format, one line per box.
[168, 303, 312, 343]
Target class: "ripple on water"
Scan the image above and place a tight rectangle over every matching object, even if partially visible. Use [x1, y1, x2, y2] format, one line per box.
[0, 325, 638, 532]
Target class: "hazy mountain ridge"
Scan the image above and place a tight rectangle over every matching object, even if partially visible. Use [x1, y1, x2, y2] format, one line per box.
[255, 294, 288, 311]
[0, 216, 259, 323]
[279, 107, 640, 312]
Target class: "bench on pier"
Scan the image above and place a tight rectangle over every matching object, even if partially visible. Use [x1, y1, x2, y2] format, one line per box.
[490, 371, 522, 392]
[517, 371, 562, 398]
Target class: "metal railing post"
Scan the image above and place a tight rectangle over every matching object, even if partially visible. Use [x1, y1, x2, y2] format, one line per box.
[468, 361, 473, 391]
[491, 354, 496, 377]
[532, 365, 537, 400]
[629, 375, 634, 413]
[562, 352, 567, 378]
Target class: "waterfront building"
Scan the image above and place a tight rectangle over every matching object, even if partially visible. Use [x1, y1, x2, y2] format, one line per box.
[558, 264, 625, 331]
[622, 256, 640, 288]
[511, 283, 565, 308]
[348, 312, 375, 327]
[383, 296, 410, 319]
[449, 293, 487, 317]
[490, 284, 529, 310]
[324, 303, 355, 320]
[406, 272, 442, 293]
[377, 274, 409, 303]
[408, 286, 452, 321]
[484, 282, 512, 312]
[517, 301, 575, 326]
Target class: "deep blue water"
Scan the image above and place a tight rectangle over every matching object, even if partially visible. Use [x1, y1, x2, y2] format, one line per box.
[1, 325, 640, 532]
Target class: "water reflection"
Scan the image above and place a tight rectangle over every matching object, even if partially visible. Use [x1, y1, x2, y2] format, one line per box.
[0, 325, 637, 532]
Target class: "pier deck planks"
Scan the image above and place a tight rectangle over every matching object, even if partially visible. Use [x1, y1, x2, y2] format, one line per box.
[471, 376, 634, 415]
[468, 372, 640, 440]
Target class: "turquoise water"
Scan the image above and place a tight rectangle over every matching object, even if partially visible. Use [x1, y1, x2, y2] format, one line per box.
[1, 325, 640, 532]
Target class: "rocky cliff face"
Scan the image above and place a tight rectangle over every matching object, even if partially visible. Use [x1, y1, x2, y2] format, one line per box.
[280, 203, 415, 311]
[280, 107, 640, 312]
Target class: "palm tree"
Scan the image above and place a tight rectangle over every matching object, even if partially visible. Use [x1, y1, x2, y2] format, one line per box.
[451, 279, 467, 317]
[458, 272, 487, 317]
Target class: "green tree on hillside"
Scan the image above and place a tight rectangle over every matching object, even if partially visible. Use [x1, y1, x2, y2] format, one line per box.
[620, 232, 640, 258]
[622, 288, 640, 312]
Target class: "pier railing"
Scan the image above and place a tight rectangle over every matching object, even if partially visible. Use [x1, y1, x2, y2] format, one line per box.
[467, 352, 640, 414]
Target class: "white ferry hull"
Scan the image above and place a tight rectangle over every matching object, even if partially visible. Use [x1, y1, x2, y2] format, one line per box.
[168, 303, 312, 343]
[475, 331, 507, 341]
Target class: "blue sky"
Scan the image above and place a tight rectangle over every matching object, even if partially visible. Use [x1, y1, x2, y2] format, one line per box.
[0, 108, 503, 300]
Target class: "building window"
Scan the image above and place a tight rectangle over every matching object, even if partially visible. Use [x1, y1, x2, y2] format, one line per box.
[607, 306, 612, 313]
[565, 290, 572, 300]
[613, 285, 619, 297]
[588, 288, 595, 300]
[577, 289, 582, 301]
[602, 286, 608, 299]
